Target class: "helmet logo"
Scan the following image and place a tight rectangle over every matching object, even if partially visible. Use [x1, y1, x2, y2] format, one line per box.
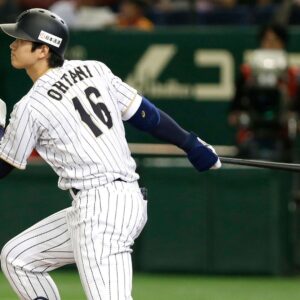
[38, 30, 62, 48]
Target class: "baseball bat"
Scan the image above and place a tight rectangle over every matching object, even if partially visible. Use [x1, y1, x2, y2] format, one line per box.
[220, 156, 300, 172]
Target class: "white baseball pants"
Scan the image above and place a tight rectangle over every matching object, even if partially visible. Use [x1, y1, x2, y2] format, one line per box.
[1, 181, 147, 300]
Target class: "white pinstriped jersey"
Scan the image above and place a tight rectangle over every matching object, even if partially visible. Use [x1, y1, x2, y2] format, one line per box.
[0, 60, 142, 190]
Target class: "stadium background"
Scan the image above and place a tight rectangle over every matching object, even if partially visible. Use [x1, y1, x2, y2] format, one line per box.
[2, 2, 300, 298]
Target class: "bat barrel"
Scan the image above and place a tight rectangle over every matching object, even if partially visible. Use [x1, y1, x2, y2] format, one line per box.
[220, 156, 300, 172]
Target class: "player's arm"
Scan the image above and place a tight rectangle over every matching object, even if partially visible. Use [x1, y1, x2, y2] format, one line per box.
[127, 96, 221, 172]
[0, 99, 15, 179]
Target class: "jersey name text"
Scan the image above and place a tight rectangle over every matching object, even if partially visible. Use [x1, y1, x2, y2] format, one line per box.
[47, 65, 93, 100]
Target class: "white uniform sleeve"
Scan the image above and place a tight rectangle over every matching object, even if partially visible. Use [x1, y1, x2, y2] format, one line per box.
[0, 98, 38, 169]
[100, 62, 142, 121]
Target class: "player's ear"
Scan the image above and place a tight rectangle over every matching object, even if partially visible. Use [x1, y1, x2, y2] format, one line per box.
[38, 44, 51, 59]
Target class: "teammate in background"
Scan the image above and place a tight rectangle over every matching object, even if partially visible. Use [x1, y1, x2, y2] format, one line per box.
[0, 8, 220, 300]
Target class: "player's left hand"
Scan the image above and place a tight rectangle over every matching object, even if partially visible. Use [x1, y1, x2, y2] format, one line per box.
[185, 133, 221, 172]
[0, 98, 7, 127]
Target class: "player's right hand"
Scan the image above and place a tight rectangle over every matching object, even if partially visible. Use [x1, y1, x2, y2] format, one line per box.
[185, 133, 221, 172]
[0, 98, 6, 127]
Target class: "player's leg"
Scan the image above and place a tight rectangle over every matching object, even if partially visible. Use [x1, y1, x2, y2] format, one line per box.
[1, 208, 75, 300]
[67, 181, 147, 300]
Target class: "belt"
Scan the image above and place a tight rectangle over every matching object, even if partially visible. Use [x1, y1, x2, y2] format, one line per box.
[71, 178, 124, 196]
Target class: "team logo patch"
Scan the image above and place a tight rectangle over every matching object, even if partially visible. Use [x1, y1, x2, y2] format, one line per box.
[38, 30, 62, 48]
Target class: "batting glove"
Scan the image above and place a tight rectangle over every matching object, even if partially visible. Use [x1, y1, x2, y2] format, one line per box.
[183, 132, 221, 172]
[0, 98, 6, 128]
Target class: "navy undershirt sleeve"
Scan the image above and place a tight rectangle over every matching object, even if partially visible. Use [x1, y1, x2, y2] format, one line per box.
[128, 97, 219, 172]
[127, 97, 196, 151]
[0, 126, 15, 179]
[149, 109, 192, 150]
[0, 126, 4, 137]
[127, 97, 160, 131]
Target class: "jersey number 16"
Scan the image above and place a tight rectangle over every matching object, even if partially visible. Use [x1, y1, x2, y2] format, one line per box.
[72, 86, 113, 137]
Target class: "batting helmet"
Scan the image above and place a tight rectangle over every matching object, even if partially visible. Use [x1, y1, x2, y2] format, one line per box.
[0, 8, 69, 57]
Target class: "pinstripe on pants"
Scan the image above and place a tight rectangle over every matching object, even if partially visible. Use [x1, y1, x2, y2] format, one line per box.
[1, 181, 147, 300]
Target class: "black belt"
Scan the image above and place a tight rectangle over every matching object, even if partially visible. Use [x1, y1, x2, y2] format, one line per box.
[71, 178, 125, 196]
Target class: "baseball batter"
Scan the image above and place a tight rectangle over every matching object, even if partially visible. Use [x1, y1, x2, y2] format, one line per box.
[0, 8, 221, 300]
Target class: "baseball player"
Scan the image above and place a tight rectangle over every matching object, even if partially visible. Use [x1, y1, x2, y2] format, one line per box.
[0, 8, 221, 300]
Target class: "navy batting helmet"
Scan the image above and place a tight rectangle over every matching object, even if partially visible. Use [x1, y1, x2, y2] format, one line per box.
[0, 8, 69, 57]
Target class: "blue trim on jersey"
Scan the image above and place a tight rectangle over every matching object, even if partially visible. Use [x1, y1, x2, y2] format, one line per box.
[127, 97, 160, 131]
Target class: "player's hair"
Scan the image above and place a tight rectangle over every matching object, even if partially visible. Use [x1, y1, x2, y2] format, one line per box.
[258, 22, 289, 48]
[31, 42, 64, 68]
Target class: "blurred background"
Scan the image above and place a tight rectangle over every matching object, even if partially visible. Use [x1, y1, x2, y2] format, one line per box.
[3, 0, 300, 299]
